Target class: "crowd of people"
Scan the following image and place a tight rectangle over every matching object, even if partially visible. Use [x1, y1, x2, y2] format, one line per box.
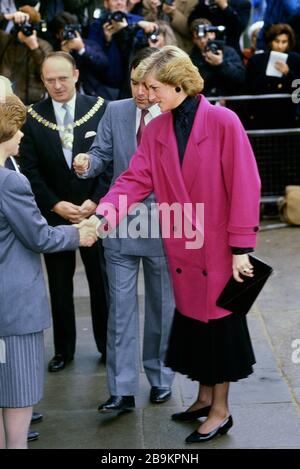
[0, 0, 299, 449]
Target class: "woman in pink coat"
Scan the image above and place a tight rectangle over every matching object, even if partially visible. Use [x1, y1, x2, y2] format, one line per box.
[75, 46, 261, 443]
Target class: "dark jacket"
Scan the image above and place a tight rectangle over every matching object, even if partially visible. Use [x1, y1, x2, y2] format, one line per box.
[19, 93, 111, 225]
[190, 44, 246, 96]
[188, 0, 251, 53]
[246, 50, 300, 128]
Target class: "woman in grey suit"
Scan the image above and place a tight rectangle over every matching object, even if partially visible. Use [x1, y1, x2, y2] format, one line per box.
[0, 94, 96, 449]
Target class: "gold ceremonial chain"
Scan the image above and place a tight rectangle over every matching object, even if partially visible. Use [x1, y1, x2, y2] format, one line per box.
[27, 96, 105, 132]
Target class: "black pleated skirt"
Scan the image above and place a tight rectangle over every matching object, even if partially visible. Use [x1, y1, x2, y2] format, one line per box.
[166, 309, 255, 386]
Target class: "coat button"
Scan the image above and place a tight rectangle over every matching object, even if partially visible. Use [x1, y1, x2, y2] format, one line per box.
[253, 226, 259, 232]
[202, 269, 207, 276]
[176, 268, 182, 274]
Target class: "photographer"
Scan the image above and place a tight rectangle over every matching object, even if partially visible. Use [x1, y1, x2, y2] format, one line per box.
[190, 18, 245, 96]
[0, 6, 52, 104]
[50, 11, 109, 97]
[142, 0, 197, 52]
[188, 0, 251, 54]
[146, 19, 178, 47]
[87, 0, 144, 99]
[0, 1, 38, 31]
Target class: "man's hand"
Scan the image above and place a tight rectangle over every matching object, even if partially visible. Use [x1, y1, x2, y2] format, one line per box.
[76, 219, 98, 247]
[61, 31, 85, 53]
[232, 254, 254, 283]
[79, 199, 97, 219]
[204, 49, 223, 66]
[73, 153, 90, 174]
[52, 201, 82, 223]
[4, 11, 29, 24]
[17, 30, 39, 50]
[137, 20, 158, 34]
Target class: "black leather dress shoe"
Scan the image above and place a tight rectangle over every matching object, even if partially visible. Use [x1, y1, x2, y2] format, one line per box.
[98, 395, 135, 413]
[99, 351, 106, 365]
[27, 430, 39, 442]
[172, 405, 211, 422]
[185, 415, 233, 443]
[31, 411, 43, 424]
[48, 354, 73, 372]
[150, 387, 172, 404]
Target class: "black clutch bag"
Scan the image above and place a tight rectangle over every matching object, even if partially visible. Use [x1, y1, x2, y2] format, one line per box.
[216, 256, 273, 314]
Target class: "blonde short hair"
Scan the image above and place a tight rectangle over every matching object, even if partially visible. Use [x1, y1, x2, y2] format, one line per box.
[134, 46, 204, 96]
[0, 94, 27, 144]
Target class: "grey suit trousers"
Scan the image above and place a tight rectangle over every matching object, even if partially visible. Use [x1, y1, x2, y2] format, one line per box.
[104, 248, 175, 395]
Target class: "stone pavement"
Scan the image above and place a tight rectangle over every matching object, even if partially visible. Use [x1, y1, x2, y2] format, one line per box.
[29, 226, 300, 449]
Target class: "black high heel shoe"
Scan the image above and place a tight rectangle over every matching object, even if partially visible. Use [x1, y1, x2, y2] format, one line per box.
[171, 405, 211, 422]
[185, 415, 233, 443]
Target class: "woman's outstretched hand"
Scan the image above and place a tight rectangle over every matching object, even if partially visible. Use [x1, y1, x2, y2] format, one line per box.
[76, 219, 98, 247]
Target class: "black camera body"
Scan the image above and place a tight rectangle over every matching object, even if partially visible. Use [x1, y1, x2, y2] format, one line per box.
[102, 10, 127, 24]
[15, 20, 47, 37]
[62, 24, 81, 41]
[204, 39, 224, 54]
[195, 24, 225, 38]
[147, 27, 160, 43]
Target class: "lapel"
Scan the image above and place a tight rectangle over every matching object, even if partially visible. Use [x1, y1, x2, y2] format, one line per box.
[37, 98, 70, 172]
[72, 93, 90, 158]
[157, 95, 210, 198]
[120, 99, 138, 156]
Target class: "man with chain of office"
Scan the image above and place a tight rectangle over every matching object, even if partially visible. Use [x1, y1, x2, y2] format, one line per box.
[20, 51, 111, 372]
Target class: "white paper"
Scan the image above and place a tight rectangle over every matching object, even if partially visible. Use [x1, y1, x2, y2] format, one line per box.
[266, 51, 288, 77]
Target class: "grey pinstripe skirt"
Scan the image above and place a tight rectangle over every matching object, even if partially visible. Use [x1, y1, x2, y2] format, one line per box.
[0, 332, 44, 408]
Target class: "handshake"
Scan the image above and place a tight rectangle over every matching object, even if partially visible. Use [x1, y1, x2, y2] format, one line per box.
[76, 216, 100, 247]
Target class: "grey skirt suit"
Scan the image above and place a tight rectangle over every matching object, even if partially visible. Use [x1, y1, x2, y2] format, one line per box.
[0, 168, 79, 407]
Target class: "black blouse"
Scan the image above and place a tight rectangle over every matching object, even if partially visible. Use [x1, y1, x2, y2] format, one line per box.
[172, 95, 199, 165]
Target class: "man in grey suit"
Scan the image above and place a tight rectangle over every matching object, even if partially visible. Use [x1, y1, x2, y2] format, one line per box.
[74, 48, 175, 413]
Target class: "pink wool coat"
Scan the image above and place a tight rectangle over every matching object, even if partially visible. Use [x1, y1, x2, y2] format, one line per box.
[97, 95, 261, 323]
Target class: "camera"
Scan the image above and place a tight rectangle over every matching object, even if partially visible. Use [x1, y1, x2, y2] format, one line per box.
[204, 0, 218, 10]
[101, 10, 127, 24]
[62, 24, 81, 41]
[204, 39, 224, 54]
[147, 27, 160, 43]
[194, 24, 225, 38]
[14, 20, 47, 37]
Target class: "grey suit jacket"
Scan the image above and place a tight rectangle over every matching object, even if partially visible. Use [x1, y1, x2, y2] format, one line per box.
[0, 168, 79, 336]
[86, 98, 164, 256]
